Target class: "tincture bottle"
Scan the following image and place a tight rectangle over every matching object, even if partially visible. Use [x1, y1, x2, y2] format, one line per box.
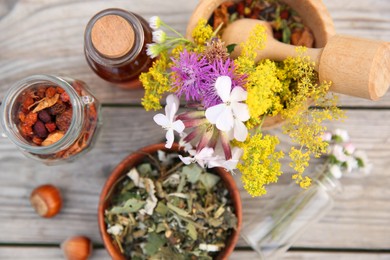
[84, 9, 153, 89]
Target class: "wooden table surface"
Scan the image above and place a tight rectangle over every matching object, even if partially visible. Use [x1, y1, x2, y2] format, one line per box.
[1, 0, 390, 259]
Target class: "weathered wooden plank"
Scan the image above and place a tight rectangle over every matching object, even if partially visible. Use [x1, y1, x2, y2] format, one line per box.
[0, 108, 390, 251]
[1, 247, 389, 260]
[0, 0, 389, 107]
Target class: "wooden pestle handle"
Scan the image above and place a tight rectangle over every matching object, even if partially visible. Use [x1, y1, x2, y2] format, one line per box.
[320, 35, 390, 100]
[222, 19, 390, 100]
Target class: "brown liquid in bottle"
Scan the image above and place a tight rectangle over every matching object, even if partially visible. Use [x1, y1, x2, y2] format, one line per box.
[84, 9, 153, 89]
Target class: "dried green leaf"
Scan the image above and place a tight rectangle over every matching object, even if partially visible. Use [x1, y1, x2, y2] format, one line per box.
[187, 222, 197, 241]
[137, 163, 153, 176]
[150, 247, 185, 260]
[109, 198, 145, 214]
[208, 217, 224, 227]
[182, 164, 202, 183]
[167, 202, 190, 218]
[200, 172, 220, 190]
[155, 201, 169, 216]
[144, 232, 166, 256]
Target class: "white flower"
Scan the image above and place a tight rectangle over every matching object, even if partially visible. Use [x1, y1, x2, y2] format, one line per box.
[153, 94, 185, 148]
[343, 143, 356, 155]
[149, 16, 162, 30]
[205, 76, 249, 141]
[152, 30, 167, 44]
[146, 43, 164, 58]
[321, 132, 332, 142]
[334, 129, 349, 142]
[179, 147, 215, 168]
[208, 147, 243, 172]
[345, 156, 358, 173]
[331, 145, 349, 162]
[107, 224, 123, 236]
[329, 164, 343, 179]
[354, 150, 372, 175]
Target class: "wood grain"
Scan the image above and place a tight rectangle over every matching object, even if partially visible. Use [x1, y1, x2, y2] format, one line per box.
[0, 108, 389, 250]
[0, 0, 389, 106]
[0, 247, 389, 260]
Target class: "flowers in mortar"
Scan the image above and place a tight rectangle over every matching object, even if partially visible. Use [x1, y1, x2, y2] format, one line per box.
[141, 17, 344, 197]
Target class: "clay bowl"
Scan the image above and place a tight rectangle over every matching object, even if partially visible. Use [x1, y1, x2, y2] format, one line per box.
[98, 143, 242, 260]
[186, 0, 335, 129]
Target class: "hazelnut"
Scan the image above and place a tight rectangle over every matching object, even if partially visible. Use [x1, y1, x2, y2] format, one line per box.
[30, 184, 62, 218]
[61, 236, 93, 260]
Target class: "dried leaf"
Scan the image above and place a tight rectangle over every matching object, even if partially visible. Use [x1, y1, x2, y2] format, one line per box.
[31, 94, 59, 113]
[200, 172, 220, 190]
[109, 198, 145, 214]
[144, 232, 166, 256]
[182, 164, 202, 184]
[41, 131, 64, 146]
[187, 222, 197, 241]
[167, 202, 190, 218]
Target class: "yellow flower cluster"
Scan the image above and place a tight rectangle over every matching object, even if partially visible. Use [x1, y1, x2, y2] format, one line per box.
[140, 52, 172, 111]
[235, 24, 266, 75]
[289, 147, 311, 188]
[237, 133, 284, 197]
[191, 19, 213, 48]
[245, 59, 284, 128]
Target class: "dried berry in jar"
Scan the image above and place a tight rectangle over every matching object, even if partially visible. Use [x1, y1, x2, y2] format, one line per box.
[56, 109, 72, 132]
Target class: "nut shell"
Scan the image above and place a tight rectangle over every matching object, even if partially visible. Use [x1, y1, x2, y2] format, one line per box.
[30, 184, 62, 218]
[61, 236, 93, 260]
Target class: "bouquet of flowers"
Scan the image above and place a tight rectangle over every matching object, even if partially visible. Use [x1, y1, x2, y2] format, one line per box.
[140, 17, 344, 197]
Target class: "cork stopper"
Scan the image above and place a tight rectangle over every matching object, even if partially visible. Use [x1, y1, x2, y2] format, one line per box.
[91, 14, 135, 59]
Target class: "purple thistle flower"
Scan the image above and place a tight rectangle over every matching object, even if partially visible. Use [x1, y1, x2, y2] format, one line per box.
[202, 58, 247, 108]
[171, 50, 211, 102]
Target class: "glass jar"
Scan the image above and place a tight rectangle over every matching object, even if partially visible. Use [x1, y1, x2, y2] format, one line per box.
[84, 8, 153, 89]
[0, 75, 102, 164]
[241, 166, 342, 259]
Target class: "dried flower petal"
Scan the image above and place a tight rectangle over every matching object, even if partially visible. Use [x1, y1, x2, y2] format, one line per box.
[41, 131, 64, 146]
[32, 94, 60, 113]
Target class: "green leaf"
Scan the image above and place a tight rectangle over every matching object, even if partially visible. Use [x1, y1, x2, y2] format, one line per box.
[200, 172, 220, 190]
[137, 163, 153, 176]
[182, 164, 202, 184]
[167, 202, 190, 217]
[282, 22, 291, 44]
[187, 222, 198, 240]
[208, 217, 223, 227]
[226, 43, 237, 54]
[144, 232, 166, 256]
[108, 198, 145, 214]
[155, 201, 169, 216]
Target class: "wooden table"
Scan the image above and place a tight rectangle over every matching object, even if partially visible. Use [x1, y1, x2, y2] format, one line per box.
[1, 0, 390, 259]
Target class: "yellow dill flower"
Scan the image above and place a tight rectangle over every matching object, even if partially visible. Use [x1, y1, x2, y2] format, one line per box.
[235, 24, 267, 75]
[289, 147, 310, 182]
[245, 59, 284, 128]
[140, 51, 172, 111]
[237, 133, 284, 197]
[191, 19, 213, 46]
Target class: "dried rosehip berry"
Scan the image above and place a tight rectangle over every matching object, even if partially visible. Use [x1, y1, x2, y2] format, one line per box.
[37, 88, 46, 99]
[20, 124, 33, 138]
[38, 110, 52, 123]
[280, 10, 290, 20]
[23, 96, 34, 110]
[72, 81, 83, 95]
[50, 103, 66, 115]
[56, 87, 65, 94]
[56, 109, 72, 132]
[33, 120, 48, 138]
[18, 111, 26, 123]
[45, 122, 57, 133]
[60, 92, 70, 103]
[45, 87, 57, 98]
[25, 112, 38, 127]
[32, 136, 43, 145]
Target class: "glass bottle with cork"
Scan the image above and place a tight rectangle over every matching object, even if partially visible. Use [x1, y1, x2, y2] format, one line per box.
[84, 9, 153, 89]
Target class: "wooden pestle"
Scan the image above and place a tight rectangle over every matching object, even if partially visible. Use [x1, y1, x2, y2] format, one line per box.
[222, 19, 390, 100]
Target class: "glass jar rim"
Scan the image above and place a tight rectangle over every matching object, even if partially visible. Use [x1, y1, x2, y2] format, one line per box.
[84, 8, 145, 66]
[0, 74, 84, 154]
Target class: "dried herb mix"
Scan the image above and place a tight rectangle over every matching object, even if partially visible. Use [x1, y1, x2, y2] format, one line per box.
[104, 151, 238, 259]
[209, 0, 314, 47]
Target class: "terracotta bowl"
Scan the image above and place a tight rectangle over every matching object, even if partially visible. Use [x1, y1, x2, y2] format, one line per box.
[98, 143, 242, 260]
[186, 0, 335, 129]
